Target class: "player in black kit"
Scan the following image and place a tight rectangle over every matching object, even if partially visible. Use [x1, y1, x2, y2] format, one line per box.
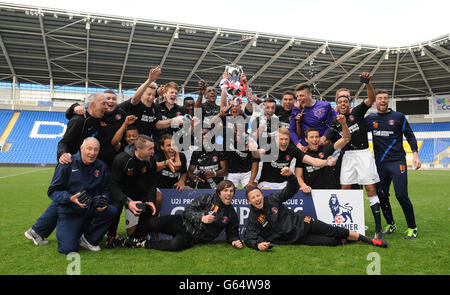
[297, 114, 351, 192]
[248, 127, 338, 190]
[326, 72, 383, 238]
[187, 129, 228, 189]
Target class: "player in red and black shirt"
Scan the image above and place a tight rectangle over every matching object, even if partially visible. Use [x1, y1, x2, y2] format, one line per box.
[158, 81, 187, 137]
[187, 129, 228, 189]
[275, 90, 295, 130]
[297, 114, 351, 192]
[249, 127, 338, 190]
[326, 72, 383, 238]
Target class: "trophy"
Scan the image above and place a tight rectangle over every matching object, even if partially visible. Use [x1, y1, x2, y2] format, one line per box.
[220, 64, 247, 105]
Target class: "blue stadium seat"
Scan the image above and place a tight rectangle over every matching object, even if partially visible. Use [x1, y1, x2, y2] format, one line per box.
[0, 110, 67, 164]
[0, 109, 448, 165]
[0, 110, 14, 134]
[410, 122, 450, 132]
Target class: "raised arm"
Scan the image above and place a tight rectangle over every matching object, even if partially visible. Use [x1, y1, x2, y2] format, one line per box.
[333, 114, 351, 150]
[111, 115, 137, 152]
[361, 72, 375, 107]
[131, 66, 161, 105]
[195, 80, 206, 109]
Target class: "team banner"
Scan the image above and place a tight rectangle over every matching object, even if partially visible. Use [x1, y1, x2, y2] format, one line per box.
[158, 189, 365, 240]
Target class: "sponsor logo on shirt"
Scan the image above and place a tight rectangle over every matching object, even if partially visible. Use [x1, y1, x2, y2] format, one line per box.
[349, 124, 360, 133]
[270, 162, 289, 169]
[141, 114, 156, 123]
[200, 164, 219, 171]
[162, 170, 180, 178]
[373, 130, 394, 137]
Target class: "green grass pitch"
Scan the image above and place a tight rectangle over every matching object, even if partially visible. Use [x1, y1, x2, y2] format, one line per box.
[0, 167, 449, 275]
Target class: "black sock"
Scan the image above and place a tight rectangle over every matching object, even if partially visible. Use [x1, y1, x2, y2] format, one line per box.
[357, 233, 373, 244]
[370, 203, 382, 233]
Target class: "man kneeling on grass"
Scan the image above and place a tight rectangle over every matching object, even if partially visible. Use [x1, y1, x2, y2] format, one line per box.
[244, 167, 388, 251]
[114, 180, 243, 251]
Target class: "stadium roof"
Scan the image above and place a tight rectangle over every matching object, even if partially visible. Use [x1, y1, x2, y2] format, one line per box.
[0, 2, 449, 101]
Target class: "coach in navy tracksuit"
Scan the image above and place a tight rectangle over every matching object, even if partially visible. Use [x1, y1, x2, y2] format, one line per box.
[49, 137, 117, 254]
[24, 93, 107, 246]
[366, 89, 421, 239]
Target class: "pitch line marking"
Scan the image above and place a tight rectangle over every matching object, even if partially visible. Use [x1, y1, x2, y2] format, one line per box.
[0, 168, 51, 179]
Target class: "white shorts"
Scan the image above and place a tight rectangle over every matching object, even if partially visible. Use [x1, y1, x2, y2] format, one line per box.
[340, 148, 380, 185]
[226, 171, 251, 188]
[258, 181, 287, 190]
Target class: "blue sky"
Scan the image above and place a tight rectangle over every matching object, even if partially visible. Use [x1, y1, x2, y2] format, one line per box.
[5, 0, 450, 46]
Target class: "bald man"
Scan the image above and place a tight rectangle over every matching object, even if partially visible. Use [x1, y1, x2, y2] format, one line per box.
[27, 138, 117, 254]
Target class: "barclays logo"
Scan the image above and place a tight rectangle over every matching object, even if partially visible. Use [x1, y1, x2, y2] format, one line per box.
[329, 194, 354, 224]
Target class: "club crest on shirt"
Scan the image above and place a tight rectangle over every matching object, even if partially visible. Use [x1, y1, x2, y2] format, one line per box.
[115, 114, 122, 120]
[349, 115, 355, 121]
[222, 216, 229, 224]
[285, 155, 290, 161]
[212, 156, 218, 162]
[319, 152, 324, 158]
[389, 119, 395, 126]
[94, 170, 100, 177]
[257, 214, 268, 227]
[373, 122, 378, 129]
[141, 167, 147, 174]
[271, 207, 278, 214]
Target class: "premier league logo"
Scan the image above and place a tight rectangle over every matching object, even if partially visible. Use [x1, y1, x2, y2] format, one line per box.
[329, 194, 353, 223]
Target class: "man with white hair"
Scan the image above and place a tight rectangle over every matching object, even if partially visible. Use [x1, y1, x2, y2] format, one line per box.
[57, 92, 107, 164]
[28, 138, 117, 254]
[24, 93, 107, 247]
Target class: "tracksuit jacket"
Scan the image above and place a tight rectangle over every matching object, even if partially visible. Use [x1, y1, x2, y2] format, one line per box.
[109, 144, 157, 207]
[47, 151, 110, 208]
[57, 112, 101, 161]
[244, 174, 302, 250]
[183, 193, 240, 244]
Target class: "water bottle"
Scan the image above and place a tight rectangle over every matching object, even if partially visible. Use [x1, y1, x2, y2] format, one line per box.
[327, 148, 341, 166]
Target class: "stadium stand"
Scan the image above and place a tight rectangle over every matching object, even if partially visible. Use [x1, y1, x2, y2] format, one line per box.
[0, 108, 448, 167]
[0, 110, 67, 164]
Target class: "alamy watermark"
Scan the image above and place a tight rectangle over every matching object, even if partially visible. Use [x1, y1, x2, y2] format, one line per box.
[366, 252, 381, 275]
[171, 107, 280, 162]
[66, 252, 80, 275]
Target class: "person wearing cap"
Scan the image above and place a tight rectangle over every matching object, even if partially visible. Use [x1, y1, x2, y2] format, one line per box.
[325, 72, 383, 239]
